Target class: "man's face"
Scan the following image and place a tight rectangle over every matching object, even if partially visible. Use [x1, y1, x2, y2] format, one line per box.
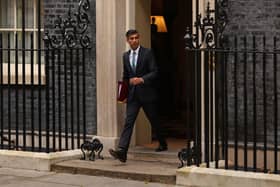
[127, 33, 140, 50]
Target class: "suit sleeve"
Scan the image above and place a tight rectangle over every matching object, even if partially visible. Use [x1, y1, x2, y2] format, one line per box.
[122, 53, 129, 83]
[142, 49, 158, 85]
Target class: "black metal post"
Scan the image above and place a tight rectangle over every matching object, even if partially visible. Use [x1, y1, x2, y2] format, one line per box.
[45, 46, 50, 153]
[22, 0, 26, 150]
[214, 52, 219, 169]
[70, 49, 74, 149]
[38, 0, 42, 152]
[197, 2, 202, 167]
[82, 48, 86, 142]
[210, 51, 214, 162]
[263, 36, 267, 173]
[76, 49, 80, 148]
[15, 33, 19, 149]
[31, 33, 35, 151]
[224, 50, 228, 169]
[58, 49, 62, 151]
[194, 49, 199, 166]
[273, 37, 278, 174]
[7, 34, 11, 149]
[204, 50, 209, 168]
[52, 49, 56, 152]
[64, 49, 68, 150]
[253, 36, 257, 172]
[243, 37, 248, 171]
[234, 36, 238, 170]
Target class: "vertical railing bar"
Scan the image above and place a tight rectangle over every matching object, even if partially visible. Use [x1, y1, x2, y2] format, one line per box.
[273, 37, 278, 174]
[221, 51, 225, 162]
[8, 34, 11, 149]
[70, 49, 74, 149]
[38, 0, 42, 152]
[185, 48, 191, 166]
[224, 50, 229, 169]
[31, 33, 35, 151]
[22, 0, 26, 151]
[76, 49, 80, 148]
[58, 49, 62, 151]
[253, 36, 257, 172]
[205, 50, 209, 168]
[195, 47, 202, 165]
[263, 36, 267, 173]
[15, 33, 19, 150]
[45, 47, 50, 153]
[234, 36, 238, 170]
[215, 51, 219, 169]
[64, 49, 68, 150]
[198, 51, 202, 165]
[37, 0, 41, 42]
[194, 49, 199, 166]
[210, 50, 214, 161]
[0, 33, 3, 149]
[244, 36, 248, 171]
[214, 0, 219, 170]
[195, 0, 200, 166]
[52, 49, 56, 152]
[82, 48, 86, 142]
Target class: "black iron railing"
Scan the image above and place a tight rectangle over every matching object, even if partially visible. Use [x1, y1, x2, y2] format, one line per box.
[180, 37, 280, 174]
[0, 0, 91, 153]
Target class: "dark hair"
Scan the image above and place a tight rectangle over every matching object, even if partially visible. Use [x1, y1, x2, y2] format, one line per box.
[126, 29, 139, 38]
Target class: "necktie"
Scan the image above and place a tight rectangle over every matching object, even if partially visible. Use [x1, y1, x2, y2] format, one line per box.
[132, 51, 136, 72]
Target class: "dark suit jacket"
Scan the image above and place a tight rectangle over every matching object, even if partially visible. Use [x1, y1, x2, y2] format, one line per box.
[123, 46, 158, 103]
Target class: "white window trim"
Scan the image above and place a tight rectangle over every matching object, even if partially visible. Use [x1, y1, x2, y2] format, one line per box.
[2, 64, 45, 85]
[1, 0, 45, 85]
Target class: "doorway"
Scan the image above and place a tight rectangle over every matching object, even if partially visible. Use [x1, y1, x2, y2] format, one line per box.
[151, 0, 194, 144]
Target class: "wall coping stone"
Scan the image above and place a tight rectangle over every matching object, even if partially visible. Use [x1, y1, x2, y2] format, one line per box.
[0, 149, 82, 171]
[177, 166, 280, 187]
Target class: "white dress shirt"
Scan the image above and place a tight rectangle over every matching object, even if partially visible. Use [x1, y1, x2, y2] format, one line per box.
[129, 46, 140, 68]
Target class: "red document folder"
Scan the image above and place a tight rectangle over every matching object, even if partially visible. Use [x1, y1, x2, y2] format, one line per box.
[117, 81, 128, 103]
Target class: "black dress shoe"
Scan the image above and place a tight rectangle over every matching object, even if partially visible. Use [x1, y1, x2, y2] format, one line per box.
[109, 148, 127, 163]
[155, 145, 168, 152]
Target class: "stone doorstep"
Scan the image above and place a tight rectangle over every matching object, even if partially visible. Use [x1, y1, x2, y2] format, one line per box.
[177, 166, 280, 187]
[0, 149, 82, 171]
[51, 158, 177, 185]
[128, 147, 181, 166]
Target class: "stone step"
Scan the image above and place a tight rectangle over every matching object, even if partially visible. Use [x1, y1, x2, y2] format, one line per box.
[51, 158, 177, 184]
[128, 147, 180, 165]
[51, 147, 184, 184]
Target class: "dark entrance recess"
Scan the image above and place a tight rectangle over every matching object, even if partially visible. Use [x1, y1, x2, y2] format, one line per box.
[151, 0, 194, 139]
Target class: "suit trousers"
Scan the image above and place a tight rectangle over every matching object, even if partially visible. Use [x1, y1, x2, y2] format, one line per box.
[118, 98, 166, 151]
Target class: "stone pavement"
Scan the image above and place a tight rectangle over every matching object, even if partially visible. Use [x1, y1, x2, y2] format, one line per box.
[0, 167, 178, 187]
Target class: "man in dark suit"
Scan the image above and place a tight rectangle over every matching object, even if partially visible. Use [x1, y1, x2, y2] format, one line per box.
[109, 29, 167, 163]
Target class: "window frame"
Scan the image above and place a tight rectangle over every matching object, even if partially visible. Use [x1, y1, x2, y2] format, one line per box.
[0, 0, 45, 85]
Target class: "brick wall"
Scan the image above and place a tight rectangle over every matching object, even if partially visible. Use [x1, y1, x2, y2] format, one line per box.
[44, 0, 97, 135]
[224, 0, 280, 143]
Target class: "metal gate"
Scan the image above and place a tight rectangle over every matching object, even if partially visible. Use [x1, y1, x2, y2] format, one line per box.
[178, 0, 280, 175]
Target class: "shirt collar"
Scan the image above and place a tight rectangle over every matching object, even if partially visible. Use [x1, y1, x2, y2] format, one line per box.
[130, 46, 140, 55]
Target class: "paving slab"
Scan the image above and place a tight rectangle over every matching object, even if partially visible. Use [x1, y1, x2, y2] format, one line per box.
[35, 173, 174, 187]
[0, 168, 176, 187]
[0, 168, 53, 178]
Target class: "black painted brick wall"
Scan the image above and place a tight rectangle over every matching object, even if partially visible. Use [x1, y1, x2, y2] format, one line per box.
[44, 0, 97, 135]
[224, 0, 280, 143]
